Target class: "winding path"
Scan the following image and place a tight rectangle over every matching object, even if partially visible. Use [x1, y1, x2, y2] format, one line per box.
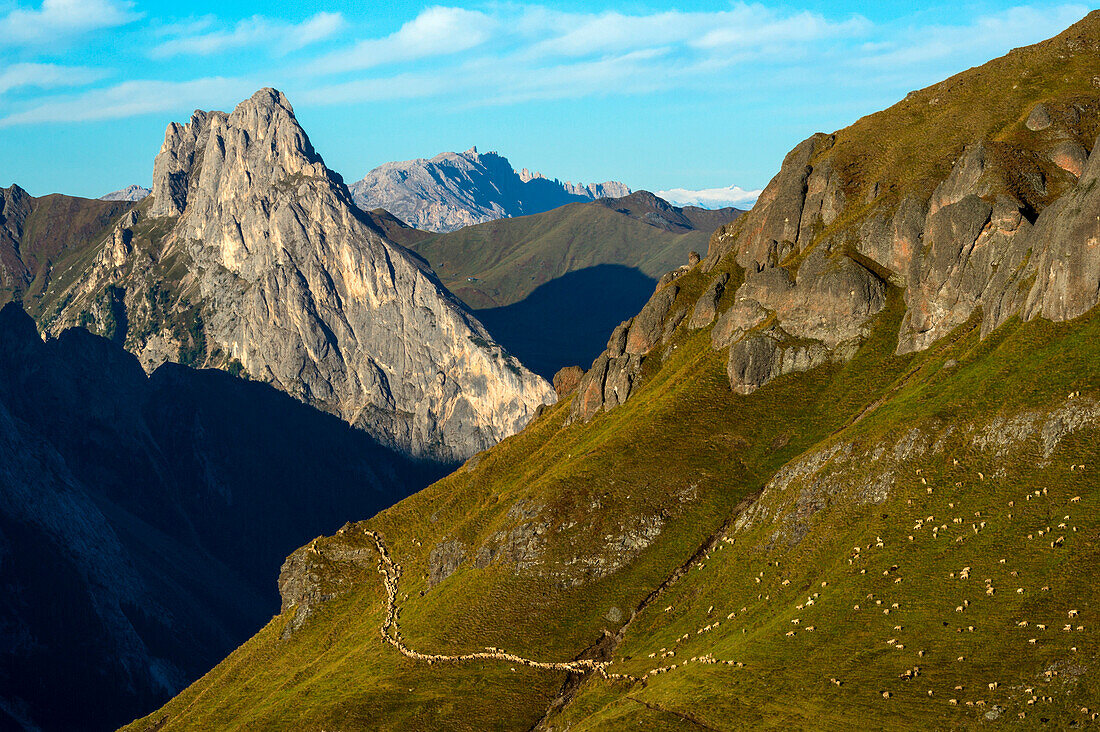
[365, 530, 613, 675]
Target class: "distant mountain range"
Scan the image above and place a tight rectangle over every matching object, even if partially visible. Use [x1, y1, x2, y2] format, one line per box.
[100, 184, 151, 202]
[349, 147, 630, 232]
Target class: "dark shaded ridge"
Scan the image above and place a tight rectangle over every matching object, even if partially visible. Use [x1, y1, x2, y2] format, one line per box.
[474, 264, 656, 378]
[0, 302, 449, 732]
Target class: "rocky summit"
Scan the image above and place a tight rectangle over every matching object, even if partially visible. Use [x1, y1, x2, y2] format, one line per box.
[100, 184, 151, 201]
[42, 89, 555, 462]
[349, 146, 630, 232]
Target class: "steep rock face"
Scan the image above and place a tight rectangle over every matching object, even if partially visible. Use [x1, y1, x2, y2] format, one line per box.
[349, 146, 631, 232]
[49, 89, 555, 462]
[569, 17, 1100, 418]
[0, 185, 33, 295]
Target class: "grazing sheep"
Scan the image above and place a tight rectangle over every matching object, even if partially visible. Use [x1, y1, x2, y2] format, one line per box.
[1069, 610, 1079, 617]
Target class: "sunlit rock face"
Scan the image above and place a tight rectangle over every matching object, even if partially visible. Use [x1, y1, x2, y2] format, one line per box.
[71, 88, 555, 461]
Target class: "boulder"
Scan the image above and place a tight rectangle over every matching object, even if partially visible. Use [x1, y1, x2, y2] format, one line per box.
[689, 273, 730, 329]
[552, 366, 584, 397]
[1026, 103, 1052, 131]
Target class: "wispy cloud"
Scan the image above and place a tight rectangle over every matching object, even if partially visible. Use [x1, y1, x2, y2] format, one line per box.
[151, 12, 344, 58]
[0, 2, 1092, 127]
[657, 185, 763, 209]
[523, 6, 867, 59]
[0, 77, 253, 126]
[852, 4, 1089, 77]
[0, 0, 140, 47]
[305, 6, 496, 75]
[0, 62, 106, 95]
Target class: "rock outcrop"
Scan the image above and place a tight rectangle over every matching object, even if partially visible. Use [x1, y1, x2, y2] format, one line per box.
[569, 25, 1100, 419]
[552, 365, 584, 397]
[48, 89, 556, 462]
[349, 146, 630, 232]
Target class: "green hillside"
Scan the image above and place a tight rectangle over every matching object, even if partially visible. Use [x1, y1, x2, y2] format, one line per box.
[410, 192, 740, 310]
[125, 13, 1100, 731]
[0, 188, 132, 309]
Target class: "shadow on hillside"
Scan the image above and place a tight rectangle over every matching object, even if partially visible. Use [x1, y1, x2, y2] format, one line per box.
[475, 264, 656, 378]
[0, 302, 451, 731]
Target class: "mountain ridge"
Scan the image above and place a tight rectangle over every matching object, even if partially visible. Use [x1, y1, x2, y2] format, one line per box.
[350, 146, 630, 232]
[33, 88, 556, 462]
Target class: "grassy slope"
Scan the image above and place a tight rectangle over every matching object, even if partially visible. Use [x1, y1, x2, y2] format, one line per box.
[127, 270, 1100, 731]
[0, 193, 131, 308]
[126, 13, 1100, 731]
[410, 201, 715, 309]
[555, 310, 1100, 730]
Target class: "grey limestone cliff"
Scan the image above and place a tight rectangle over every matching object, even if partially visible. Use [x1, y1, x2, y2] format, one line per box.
[349, 146, 630, 232]
[49, 89, 555, 462]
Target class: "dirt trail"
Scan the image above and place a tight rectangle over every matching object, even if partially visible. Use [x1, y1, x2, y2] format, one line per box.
[365, 529, 611, 675]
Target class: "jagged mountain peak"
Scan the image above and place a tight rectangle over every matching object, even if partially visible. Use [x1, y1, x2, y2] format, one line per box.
[349, 147, 631, 232]
[47, 88, 556, 462]
[100, 184, 151, 201]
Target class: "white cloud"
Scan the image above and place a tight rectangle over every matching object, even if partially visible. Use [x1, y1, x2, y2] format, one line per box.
[657, 186, 763, 209]
[0, 77, 253, 126]
[0, 0, 139, 46]
[854, 4, 1089, 72]
[151, 12, 344, 58]
[306, 6, 496, 75]
[525, 5, 868, 59]
[0, 62, 106, 95]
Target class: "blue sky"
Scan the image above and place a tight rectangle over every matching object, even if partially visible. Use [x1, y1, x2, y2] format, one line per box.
[0, 1, 1094, 204]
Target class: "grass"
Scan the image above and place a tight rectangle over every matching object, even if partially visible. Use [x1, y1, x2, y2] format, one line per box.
[126, 12, 1100, 730]
[411, 201, 729, 309]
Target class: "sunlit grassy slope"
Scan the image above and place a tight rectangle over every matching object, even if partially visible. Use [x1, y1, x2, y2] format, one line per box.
[126, 12, 1100, 731]
[410, 200, 723, 309]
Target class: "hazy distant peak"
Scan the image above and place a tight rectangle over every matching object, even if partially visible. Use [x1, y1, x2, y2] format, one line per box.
[656, 184, 763, 210]
[100, 184, 151, 202]
[349, 149, 631, 232]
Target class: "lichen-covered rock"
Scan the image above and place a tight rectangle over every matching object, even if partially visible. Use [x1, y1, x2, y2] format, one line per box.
[428, 539, 468, 588]
[688, 273, 730, 329]
[626, 285, 678, 354]
[727, 332, 830, 395]
[552, 365, 584, 397]
[1026, 103, 1053, 131]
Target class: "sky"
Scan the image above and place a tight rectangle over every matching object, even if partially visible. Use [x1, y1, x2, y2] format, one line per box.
[0, 1, 1094, 206]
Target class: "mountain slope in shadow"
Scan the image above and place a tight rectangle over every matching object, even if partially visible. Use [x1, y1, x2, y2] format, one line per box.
[473, 264, 656, 379]
[0, 303, 448, 732]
